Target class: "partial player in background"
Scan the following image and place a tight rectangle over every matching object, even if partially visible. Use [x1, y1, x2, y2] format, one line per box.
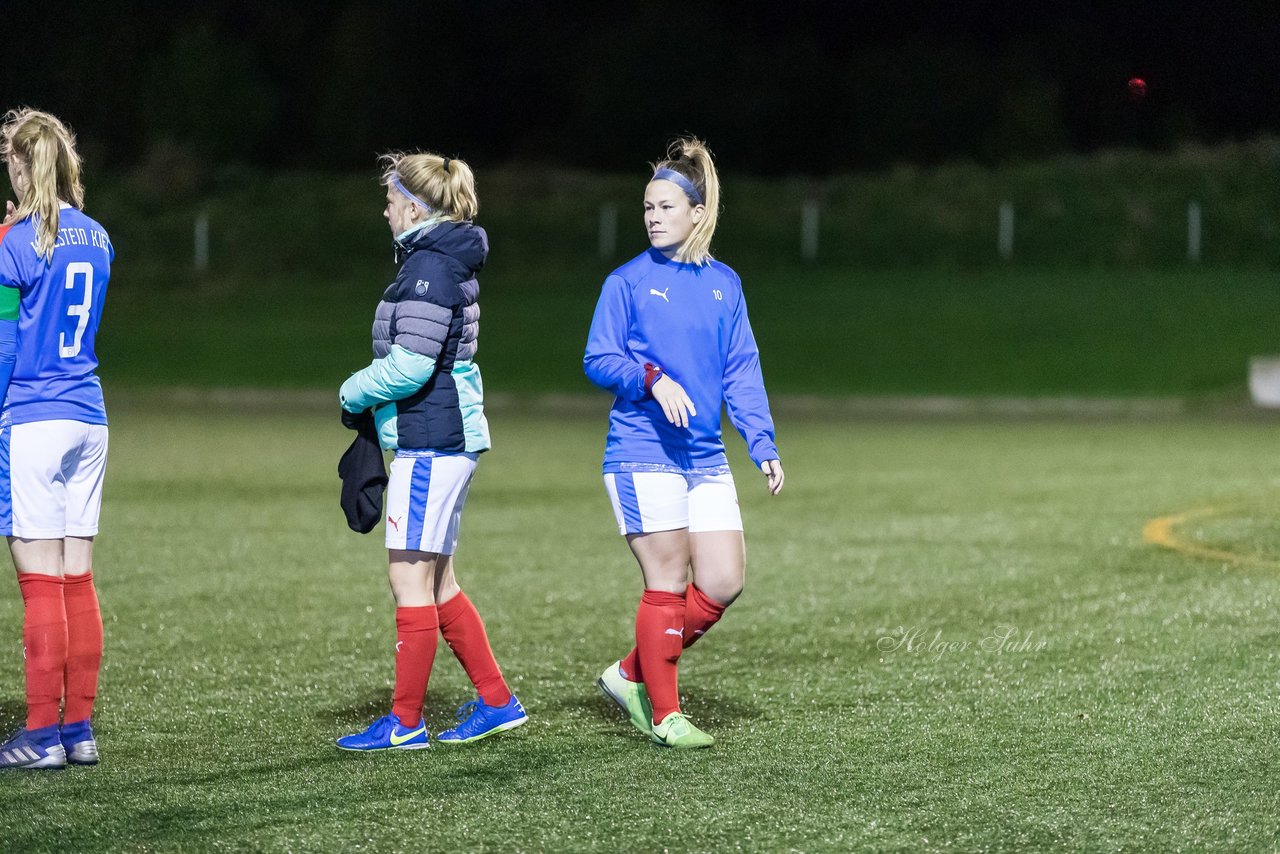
[335, 152, 526, 751]
[0, 108, 112, 769]
[584, 138, 784, 749]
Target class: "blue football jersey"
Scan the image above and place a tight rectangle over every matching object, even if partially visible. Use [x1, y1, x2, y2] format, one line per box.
[0, 206, 112, 425]
[584, 248, 778, 471]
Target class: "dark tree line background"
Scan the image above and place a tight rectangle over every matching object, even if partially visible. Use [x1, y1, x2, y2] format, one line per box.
[2, 0, 1278, 175]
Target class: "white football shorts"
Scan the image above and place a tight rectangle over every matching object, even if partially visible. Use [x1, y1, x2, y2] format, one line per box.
[384, 451, 477, 554]
[0, 420, 109, 539]
[603, 470, 742, 536]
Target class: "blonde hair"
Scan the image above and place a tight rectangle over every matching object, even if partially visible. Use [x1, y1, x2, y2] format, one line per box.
[2, 108, 85, 261]
[379, 151, 478, 222]
[650, 137, 721, 265]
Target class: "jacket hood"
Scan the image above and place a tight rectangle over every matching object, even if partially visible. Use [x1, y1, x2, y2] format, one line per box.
[395, 221, 488, 274]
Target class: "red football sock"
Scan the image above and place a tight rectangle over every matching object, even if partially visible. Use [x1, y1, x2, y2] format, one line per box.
[619, 647, 643, 683]
[620, 584, 728, 682]
[635, 589, 686, 725]
[18, 573, 67, 730]
[683, 584, 728, 648]
[391, 605, 439, 728]
[438, 592, 511, 707]
[62, 571, 104, 725]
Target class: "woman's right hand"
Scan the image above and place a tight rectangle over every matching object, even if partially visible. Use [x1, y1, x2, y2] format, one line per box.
[651, 374, 697, 428]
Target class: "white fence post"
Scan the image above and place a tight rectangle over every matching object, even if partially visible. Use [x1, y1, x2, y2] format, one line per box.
[998, 201, 1014, 261]
[1187, 201, 1202, 262]
[598, 203, 617, 259]
[194, 212, 210, 273]
[801, 200, 819, 261]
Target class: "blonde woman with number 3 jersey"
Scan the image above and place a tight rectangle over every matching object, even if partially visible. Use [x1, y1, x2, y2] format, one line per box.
[0, 108, 112, 770]
[585, 138, 784, 749]
[335, 152, 526, 752]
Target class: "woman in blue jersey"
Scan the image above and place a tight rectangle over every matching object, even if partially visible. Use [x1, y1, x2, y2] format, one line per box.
[0, 108, 111, 769]
[335, 152, 526, 752]
[585, 138, 784, 749]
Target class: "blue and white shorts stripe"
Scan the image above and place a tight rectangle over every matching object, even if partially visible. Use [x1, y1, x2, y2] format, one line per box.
[0, 420, 108, 538]
[603, 470, 742, 536]
[384, 450, 477, 553]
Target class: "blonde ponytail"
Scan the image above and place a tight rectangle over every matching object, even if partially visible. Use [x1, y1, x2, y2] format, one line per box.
[651, 137, 721, 265]
[379, 151, 479, 222]
[2, 108, 84, 260]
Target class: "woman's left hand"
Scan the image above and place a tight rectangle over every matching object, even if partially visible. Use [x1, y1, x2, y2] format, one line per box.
[651, 374, 697, 428]
[760, 459, 784, 495]
[2, 201, 14, 225]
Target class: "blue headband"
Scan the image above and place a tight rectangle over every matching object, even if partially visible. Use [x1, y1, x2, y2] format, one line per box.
[390, 173, 435, 212]
[652, 168, 703, 205]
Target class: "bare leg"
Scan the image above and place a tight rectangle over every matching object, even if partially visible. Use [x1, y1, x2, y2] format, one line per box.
[63, 536, 95, 577]
[626, 529, 692, 592]
[8, 537, 65, 576]
[689, 530, 745, 606]
[388, 549, 442, 606]
[431, 554, 462, 605]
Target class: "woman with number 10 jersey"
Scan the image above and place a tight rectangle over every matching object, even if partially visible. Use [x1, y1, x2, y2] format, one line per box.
[585, 138, 784, 749]
[0, 108, 111, 770]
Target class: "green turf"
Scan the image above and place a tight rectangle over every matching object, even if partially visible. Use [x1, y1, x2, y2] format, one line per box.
[1183, 510, 1280, 559]
[79, 150, 1279, 400]
[1, 398, 1279, 850]
[100, 264, 1280, 398]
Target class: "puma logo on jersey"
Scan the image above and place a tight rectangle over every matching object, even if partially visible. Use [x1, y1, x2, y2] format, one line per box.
[387, 515, 401, 532]
[664, 627, 684, 637]
[650, 287, 670, 302]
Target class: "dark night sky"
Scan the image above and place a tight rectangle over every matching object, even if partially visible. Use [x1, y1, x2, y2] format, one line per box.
[2, 0, 1278, 174]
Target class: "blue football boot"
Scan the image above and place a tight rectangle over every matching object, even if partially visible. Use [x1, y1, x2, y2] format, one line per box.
[336, 713, 430, 752]
[60, 719, 100, 766]
[436, 695, 528, 745]
[0, 724, 66, 770]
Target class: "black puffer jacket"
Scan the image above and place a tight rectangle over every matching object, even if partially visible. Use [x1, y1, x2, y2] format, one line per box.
[341, 220, 491, 452]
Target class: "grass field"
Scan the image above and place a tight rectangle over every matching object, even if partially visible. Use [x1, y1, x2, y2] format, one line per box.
[1, 397, 1279, 851]
[102, 264, 1280, 398]
[84, 150, 1279, 400]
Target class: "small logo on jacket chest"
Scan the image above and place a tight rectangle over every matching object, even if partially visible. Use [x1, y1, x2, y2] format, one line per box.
[415, 280, 430, 296]
[649, 287, 670, 303]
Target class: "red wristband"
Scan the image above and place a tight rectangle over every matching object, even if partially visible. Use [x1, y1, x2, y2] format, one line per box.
[644, 362, 663, 391]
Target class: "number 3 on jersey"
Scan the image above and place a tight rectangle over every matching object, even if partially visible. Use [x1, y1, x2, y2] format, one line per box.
[60, 261, 93, 358]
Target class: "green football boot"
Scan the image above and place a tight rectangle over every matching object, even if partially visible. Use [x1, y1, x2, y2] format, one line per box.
[597, 660, 654, 737]
[650, 711, 715, 749]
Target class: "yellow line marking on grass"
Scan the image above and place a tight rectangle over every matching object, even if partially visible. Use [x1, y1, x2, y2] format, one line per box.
[1143, 506, 1278, 567]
